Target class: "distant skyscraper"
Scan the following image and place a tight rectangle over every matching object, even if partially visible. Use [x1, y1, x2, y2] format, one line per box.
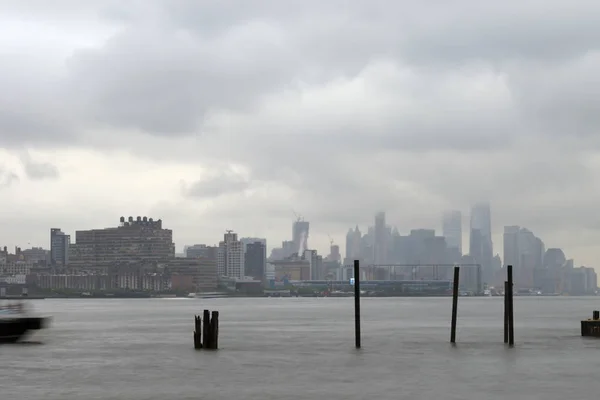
[345, 228, 354, 261]
[470, 203, 492, 240]
[217, 231, 244, 279]
[328, 244, 341, 264]
[345, 226, 362, 264]
[544, 248, 566, 269]
[292, 219, 309, 256]
[469, 202, 493, 283]
[503, 226, 545, 288]
[503, 226, 520, 269]
[244, 241, 266, 281]
[442, 210, 462, 254]
[50, 228, 70, 267]
[373, 212, 387, 265]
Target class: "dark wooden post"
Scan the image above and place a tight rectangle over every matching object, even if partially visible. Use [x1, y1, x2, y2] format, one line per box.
[450, 266, 460, 343]
[194, 315, 202, 349]
[354, 259, 361, 349]
[593, 310, 599, 320]
[210, 311, 219, 350]
[202, 309, 211, 349]
[503, 281, 509, 344]
[507, 265, 514, 346]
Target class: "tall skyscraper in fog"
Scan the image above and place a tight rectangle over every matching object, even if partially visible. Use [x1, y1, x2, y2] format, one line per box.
[470, 203, 492, 240]
[503, 225, 545, 288]
[345, 225, 362, 264]
[503, 226, 520, 269]
[469, 202, 494, 283]
[442, 210, 462, 254]
[373, 212, 387, 265]
[292, 219, 309, 256]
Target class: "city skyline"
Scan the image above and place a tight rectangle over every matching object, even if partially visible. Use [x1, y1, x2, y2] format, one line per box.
[3, 2, 600, 270]
[2, 210, 595, 296]
[0, 206, 595, 274]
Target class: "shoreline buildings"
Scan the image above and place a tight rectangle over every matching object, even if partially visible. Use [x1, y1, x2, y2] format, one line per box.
[1, 208, 598, 296]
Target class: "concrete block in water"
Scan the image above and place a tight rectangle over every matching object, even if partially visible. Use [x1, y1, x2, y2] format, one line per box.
[581, 311, 600, 337]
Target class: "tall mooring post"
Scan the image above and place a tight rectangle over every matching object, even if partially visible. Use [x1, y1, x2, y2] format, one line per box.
[210, 311, 219, 350]
[450, 265, 460, 343]
[506, 265, 515, 346]
[354, 259, 361, 349]
[503, 281, 509, 344]
[202, 309, 210, 348]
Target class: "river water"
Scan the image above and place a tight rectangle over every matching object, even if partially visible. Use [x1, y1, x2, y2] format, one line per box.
[1, 297, 600, 399]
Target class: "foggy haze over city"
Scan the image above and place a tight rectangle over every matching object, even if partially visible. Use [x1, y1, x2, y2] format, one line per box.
[5, 3, 600, 399]
[3, 0, 600, 270]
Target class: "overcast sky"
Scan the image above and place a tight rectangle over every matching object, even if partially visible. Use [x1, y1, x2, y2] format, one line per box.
[2, 0, 600, 267]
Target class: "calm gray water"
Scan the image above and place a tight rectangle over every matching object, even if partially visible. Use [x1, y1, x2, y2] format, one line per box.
[2, 297, 600, 399]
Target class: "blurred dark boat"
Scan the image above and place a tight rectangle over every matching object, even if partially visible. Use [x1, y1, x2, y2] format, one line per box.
[0, 302, 51, 343]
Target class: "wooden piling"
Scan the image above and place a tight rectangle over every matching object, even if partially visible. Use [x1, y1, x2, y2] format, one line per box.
[507, 265, 514, 346]
[354, 259, 361, 349]
[593, 310, 599, 320]
[193, 315, 202, 349]
[194, 309, 220, 350]
[503, 281, 508, 344]
[202, 309, 211, 349]
[450, 266, 460, 343]
[209, 311, 219, 350]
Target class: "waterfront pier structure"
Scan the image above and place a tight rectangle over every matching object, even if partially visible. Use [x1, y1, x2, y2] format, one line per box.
[581, 310, 600, 337]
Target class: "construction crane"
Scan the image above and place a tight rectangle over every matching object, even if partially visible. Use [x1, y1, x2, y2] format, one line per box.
[327, 234, 334, 247]
[291, 209, 304, 222]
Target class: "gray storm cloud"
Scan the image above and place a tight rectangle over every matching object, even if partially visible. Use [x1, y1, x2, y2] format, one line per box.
[1, 0, 600, 258]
